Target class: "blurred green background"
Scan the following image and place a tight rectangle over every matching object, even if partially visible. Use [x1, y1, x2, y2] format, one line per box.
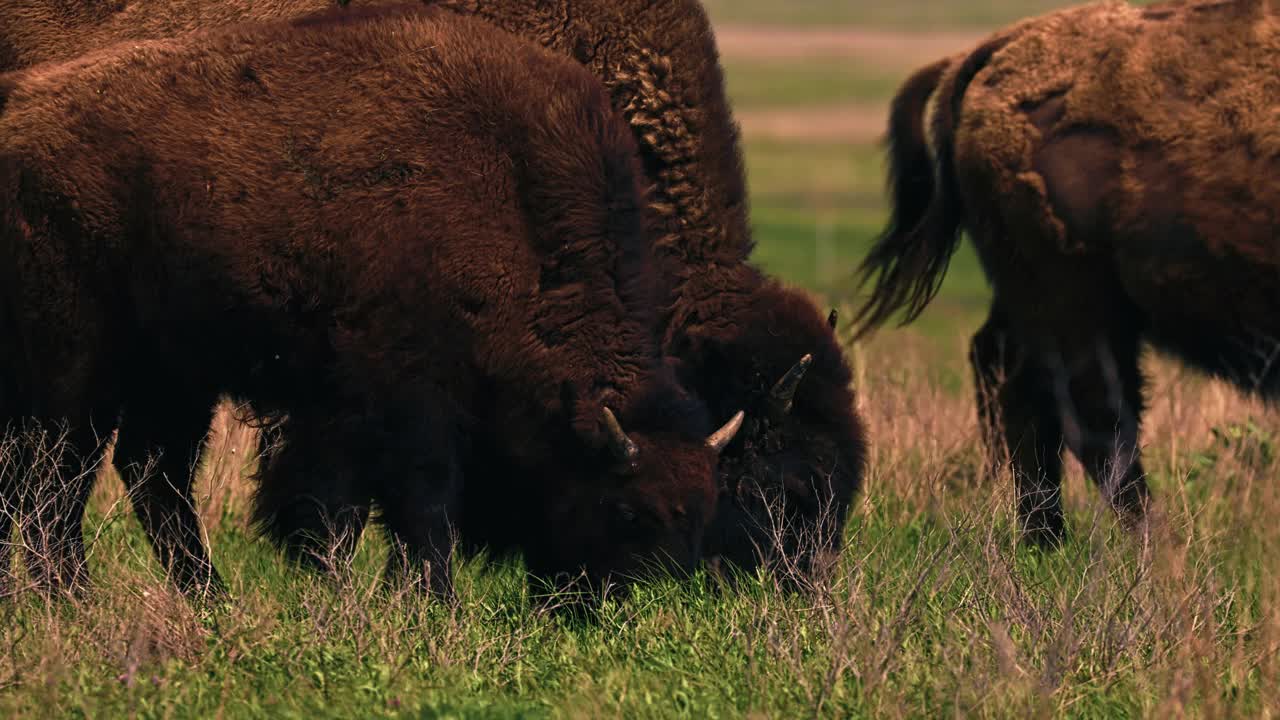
[704, 0, 1097, 359]
[705, 0, 1088, 27]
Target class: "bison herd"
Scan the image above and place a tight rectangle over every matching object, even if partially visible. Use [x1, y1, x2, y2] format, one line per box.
[0, 0, 1275, 605]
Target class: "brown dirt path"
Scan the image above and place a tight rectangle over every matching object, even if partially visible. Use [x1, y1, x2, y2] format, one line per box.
[714, 25, 985, 66]
[735, 103, 888, 143]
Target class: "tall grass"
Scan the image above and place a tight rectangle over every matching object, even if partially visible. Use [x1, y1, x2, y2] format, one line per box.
[2, 310, 1276, 717]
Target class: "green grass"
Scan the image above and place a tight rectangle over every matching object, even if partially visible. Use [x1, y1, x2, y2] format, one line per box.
[720, 59, 903, 110]
[742, 140, 886, 211]
[5, 408, 1277, 717]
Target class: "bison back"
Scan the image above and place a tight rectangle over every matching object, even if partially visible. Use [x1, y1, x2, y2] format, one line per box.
[0, 6, 656, 419]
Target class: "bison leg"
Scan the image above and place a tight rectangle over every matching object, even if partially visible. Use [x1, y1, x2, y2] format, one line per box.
[374, 447, 461, 601]
[0, 434, 14, 596]
[1, 385, 18, 594]
[1050, 332, 1149, 529]
[0, 515, 10, 598]
[274, 495, 369, 576]
[253, 417, 370, 576]
[970, 302, 1015, 468]
[974, 326, 1150, 544]
[18, 420, 111, 595]
[17, 358, 116, 593]
[112, 399, 224, 595]
[971, 303, 1068, 546]
[0, 421, 33, 595]
[0, 487, 10, 596]
[1000, 355, 1067, 547]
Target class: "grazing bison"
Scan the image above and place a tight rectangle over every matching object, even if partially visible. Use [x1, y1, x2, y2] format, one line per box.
[0, 6, 746, 597]
[855, 0, 1280, 546]
[1, 0, 868, 581]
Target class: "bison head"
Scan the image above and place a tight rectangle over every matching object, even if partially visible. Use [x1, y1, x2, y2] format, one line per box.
[669, 280, 868, 585]
[523, 405, 744, 597]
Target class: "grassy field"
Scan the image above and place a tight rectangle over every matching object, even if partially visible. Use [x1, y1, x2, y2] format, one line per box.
[4, 1, 1280, 717]
[3, 354, 1276, 718]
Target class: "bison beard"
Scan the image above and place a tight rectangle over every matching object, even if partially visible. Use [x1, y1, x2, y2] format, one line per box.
[0, 0, 870, 584]
[856, 0, 1280, 547]
[0, 7, 747, 598]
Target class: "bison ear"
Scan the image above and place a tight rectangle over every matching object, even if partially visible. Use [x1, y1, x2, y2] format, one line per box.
[768, 354, 813, 419]
[706, 410, 745, 454]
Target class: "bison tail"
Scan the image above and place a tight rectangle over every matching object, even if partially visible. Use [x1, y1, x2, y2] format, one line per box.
[850, 40, 1001, 339]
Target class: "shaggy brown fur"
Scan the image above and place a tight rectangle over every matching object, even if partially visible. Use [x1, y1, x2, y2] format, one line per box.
[857, 0, 1280, 545]
[0, 0, 868, 580]
[0, 6, 737, 596]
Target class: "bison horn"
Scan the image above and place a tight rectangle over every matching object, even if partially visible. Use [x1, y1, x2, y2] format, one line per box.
[768, 353, 813, 418]
[705, 410, 745, 454]
[828, 309, 838, 329]
[601, 407, 639, 467]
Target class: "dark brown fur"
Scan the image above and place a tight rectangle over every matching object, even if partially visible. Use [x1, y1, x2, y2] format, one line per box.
[857, 0, 1280, 546]
[0, 7, 724, 596]
[0, 0, 868, 581]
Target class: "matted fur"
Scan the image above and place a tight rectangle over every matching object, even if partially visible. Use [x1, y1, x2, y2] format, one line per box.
[858, 0, 1280, 545]
[0, 0, 868, 581]
[0, 6, 722, 596]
